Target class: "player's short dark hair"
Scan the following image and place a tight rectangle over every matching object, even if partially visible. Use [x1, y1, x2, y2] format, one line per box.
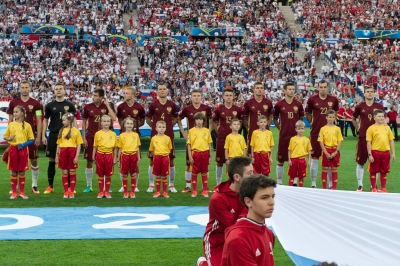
[364, 86, 375, 92]
[223, 89, 234, 95]
[193, 112, 206, 125]
[254, 82, 264, 88]
[239, 174, 276, 208]
[191, 89, 202, 95]
[326, 109, 336, 116]
[228, 156, 252, 182]
[230, 118, 240, 125]
[54, 82, 65, 89]
[374, 109, 384, 116]
[157, 82, 167, 89]
[284, 82, 295, 90]
[258, 115, 267, 121]
[94, 88, 105, 97]
[19, 80, 30, 87]
[318, 80, 329, 87]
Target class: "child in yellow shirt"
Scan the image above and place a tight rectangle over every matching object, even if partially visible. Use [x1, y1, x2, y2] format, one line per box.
[288, 120, 312, 187]
[224, 118, 247, 166]
[250, 115, 274, 176]
[149, 120, 173, 198]
[318, 110, 343, 189]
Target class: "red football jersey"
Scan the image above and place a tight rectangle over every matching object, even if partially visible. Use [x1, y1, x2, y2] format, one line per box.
[146, 100, 178, 139]
[243, 98, 273, 134]
[305, 95, 339, 136]
[212, 105, 243, 138]
[82, 103, 109, 138]
[179, 104, 212, 130]
[117, 101, 145, 135]
[222, 218, 275, 266]
[273, 99, 304, 139]
[7, 97, 41, 131]
[352, 102, 384, 138]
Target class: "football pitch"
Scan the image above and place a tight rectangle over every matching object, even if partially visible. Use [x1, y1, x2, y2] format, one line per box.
[0, 128, 399, 265]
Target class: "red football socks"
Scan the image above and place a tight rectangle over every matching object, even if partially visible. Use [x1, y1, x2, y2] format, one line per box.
[201, 174, 208, 191]
[122, 175, 128, 193]
[321, 169, 328, 189]
[380, 173, 387, 189]
[98, 176, 103, 192]
[370, 174, 377, 189]
[69, 171, 76, 192]
[155, 177, 161, 192]
[105, 177, 111, 192]
[191, 174, 197, 192]
[131, 175, 136, 192]
[331, 169, 338, 190]
[62, 174, 69, 192]
[162, 178, 167, 193]
[11, 174, 17, 193]
[19, 174, 26, 193]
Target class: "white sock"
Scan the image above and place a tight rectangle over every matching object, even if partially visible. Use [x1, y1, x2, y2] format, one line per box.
[169, 166, 175, 186]
[310, 159, 318, 186]
[85, 168, 93, 187]
[356, 164, 364, 187]
[216, 166, 223, 185]
[328, 168, 332, 188]
[276, 165, 284, 185]
[148, 166, 154, 186]
[293, 177, 298, 185]
[31, 165, 39, 187]
[185, 171, 192, 189]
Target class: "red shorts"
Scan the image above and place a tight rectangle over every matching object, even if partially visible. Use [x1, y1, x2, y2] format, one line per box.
[322, 147, 340, 167]
[95, 152, 114, 177]
[7, 145, 29, 172]
[190, 151, 210, 174]
[84, 137, 94, 160]
[310, 135, 322, 158]
[355, 138, 368, 165]
[288, 157, 307, 178]
[28, 143, 39, 160]
[152, 155, 170, 176]
[120, 153, 139, 175]
[253, 152, 271, 176]
[58, 147, 79, 170]
[368, 150, 390, 174]
[215, 137, 226, 164]
[277, 137, 290, 162]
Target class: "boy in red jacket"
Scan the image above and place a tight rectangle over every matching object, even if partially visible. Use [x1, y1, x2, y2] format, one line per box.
[198, 156, 253, 266]
[221, 174, 276, 266]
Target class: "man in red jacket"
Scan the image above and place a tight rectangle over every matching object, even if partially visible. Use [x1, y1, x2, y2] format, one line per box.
[221, 174, 276, 266]
[198, 156, 253, 266]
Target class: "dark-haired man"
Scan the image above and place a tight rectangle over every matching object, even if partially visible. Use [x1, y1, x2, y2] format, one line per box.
[82, 89, 116, 192]
[221, 174, 276, 266]
[198, 156, 253, 266]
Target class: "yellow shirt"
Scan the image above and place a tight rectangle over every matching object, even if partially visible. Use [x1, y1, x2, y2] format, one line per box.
[224, 133, 247, 157]
[57, 127, 84, 148]
[250, 129, 274, 152]
[187, 127, 212, 152]
[288, 136, 312, 158]
[366, 124, 394, 151]
[118, 131, 141, 153]
[94, 130, 118, 153]
[4, 121, 34, 146]
[149, 135, 172, 156]
[318, 125, 343, 147]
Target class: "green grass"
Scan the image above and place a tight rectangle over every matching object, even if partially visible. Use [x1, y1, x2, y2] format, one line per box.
[0, 128, 399, 265]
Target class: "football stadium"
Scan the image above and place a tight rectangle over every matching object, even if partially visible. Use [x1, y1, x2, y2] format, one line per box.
[0, 0, 400, 265]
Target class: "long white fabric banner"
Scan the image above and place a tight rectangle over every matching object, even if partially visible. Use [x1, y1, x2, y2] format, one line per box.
[267, 186, 400, 266]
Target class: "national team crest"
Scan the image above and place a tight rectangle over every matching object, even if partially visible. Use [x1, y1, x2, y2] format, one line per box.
[28, 105, 34, 110]
[101, 109, 107, 114]
[263, 105, 268, 110]
[201, 111, 206, 115]
[167, 107, 172, 114]
[293, 106, 298, 112]
[232, 111, 237, 116]
[328, 102, 333, 107]
[133, 110, 138, 115]
[64, 106, 69, 111]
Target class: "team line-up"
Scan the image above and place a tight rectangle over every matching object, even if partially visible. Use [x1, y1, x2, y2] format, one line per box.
[4, 80, 395, 199]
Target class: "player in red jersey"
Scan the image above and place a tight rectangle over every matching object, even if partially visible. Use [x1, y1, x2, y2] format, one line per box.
[243, 82, 273, 155]
[212, 89, 243, 185]
[221, 174, 276, 266]
[145, 83, 178, 193]
[351, 86, 384, 192]
[177, 89, 212, 193]
[7, 80, 42, 194]
[197, 157, 253, 266]
[273, 82, 304, 185]
[305, 80, 339, 188]
[117, 87, 145, 193]
[82, 89, 116, 193]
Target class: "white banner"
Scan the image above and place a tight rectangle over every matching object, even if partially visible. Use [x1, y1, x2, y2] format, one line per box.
[267, 186, 400, 266]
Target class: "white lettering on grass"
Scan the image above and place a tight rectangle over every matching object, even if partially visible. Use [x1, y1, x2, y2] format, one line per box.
[92, 213, 179, 229]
